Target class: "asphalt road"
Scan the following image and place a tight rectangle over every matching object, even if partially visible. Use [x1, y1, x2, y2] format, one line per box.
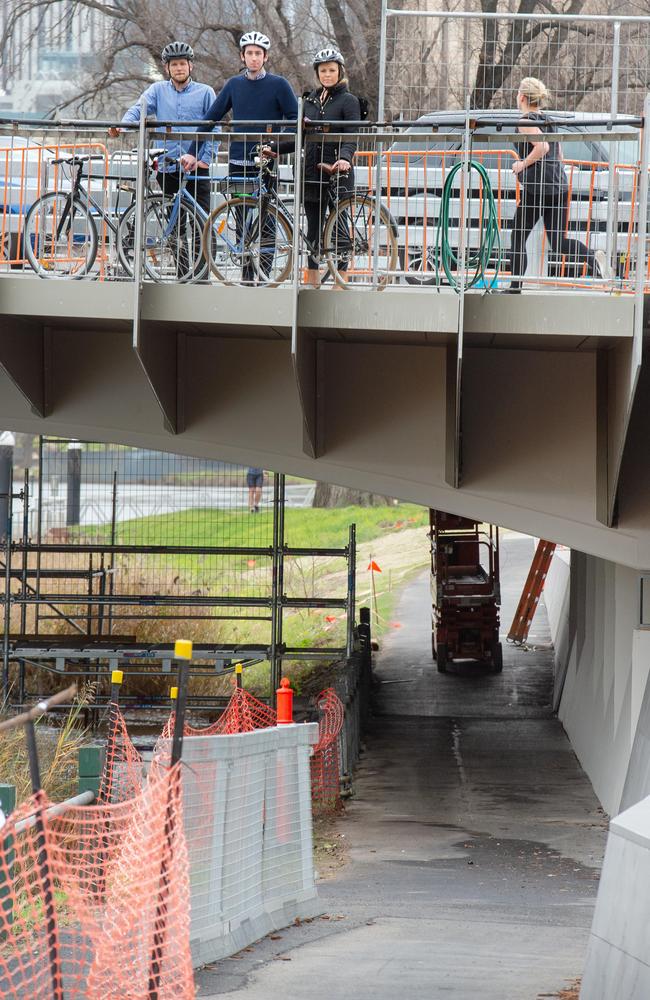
[197, 533, 607, 1000]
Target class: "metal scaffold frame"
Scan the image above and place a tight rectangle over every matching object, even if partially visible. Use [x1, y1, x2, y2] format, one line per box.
[1, 436, 357, 713]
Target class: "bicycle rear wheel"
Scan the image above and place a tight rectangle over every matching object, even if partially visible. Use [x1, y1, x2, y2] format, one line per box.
[203, 197, 293, 286]
[24, 192, 98, 278]
[118, 196, 207, 282]
[323, 192, 398, 288]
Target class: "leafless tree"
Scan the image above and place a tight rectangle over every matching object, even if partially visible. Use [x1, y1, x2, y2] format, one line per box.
[0, 0, 384, 116]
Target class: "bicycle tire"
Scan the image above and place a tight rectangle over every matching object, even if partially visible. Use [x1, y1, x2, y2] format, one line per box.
[24, 192, 98, 278]
[118, 196, 208, 282]
[323, 193, 398, 289]
[202, 197, 293, 286]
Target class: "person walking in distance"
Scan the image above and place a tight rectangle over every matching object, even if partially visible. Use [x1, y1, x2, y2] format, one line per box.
[181, 31, 297, 284]
[507, 76, 612, 292]
[246, 467, 264, 513]
[110, 42, 218, 217]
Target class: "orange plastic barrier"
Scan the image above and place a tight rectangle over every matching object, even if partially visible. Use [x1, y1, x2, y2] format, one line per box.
[160, 686, 277, 743]
[0, 763, 194, 999]
[310, 687, 344, 813]
[97, 701, 144, 805]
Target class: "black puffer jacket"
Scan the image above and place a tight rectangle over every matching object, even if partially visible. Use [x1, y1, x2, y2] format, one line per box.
[303, 83, 361, 185]
[274, 81, 360, 197]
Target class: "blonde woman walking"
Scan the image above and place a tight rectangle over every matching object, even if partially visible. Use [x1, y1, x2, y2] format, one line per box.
[507, 76, 610, 292]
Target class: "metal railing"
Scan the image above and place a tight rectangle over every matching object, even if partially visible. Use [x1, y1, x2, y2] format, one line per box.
[0, 111, 648, 296]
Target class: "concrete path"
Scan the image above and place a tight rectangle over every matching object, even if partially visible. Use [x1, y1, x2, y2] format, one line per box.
[197, 533, 607, 999]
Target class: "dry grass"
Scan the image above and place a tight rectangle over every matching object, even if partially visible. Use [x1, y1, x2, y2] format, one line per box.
[0, 683, 95, 802]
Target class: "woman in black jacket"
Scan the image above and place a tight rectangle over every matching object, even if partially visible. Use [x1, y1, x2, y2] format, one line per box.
[299, 48, 362, 287]
[266, 47, 361, 286]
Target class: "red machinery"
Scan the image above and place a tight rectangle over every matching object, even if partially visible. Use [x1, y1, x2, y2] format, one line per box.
[429, 510, 502, 673]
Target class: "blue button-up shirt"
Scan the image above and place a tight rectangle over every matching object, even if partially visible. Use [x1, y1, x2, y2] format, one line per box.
[121, 79, 220, 170]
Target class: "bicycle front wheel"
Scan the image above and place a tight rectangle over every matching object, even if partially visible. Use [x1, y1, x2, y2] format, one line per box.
[203, 198, 293, 286]
[24, 192, 98, 278]
[323, 193, 398, 289]
[118, 197, 207, 282]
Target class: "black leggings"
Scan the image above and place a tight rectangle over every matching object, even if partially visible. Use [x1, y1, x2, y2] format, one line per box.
[304, 190, 352, 272]
[509, 188, 597, 290]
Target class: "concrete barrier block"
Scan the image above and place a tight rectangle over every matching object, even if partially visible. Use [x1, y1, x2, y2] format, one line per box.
[581, 795, 650, 999]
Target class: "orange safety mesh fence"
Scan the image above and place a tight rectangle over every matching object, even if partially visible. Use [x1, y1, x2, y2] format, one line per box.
[160, 687, 277, 743]
[310, 688, 344, 812]
[0, 763, 194, 999]
[97, 701, 144, 805]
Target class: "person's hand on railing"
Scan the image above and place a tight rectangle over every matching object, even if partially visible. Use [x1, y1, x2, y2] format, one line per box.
[512, 159, 525, 176]
[108, 127, 122, 138]
[261, 146, 278, 159]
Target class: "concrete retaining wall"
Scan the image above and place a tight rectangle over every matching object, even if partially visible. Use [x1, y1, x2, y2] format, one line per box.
[581, 795, 650, 999]
[544, 549, 650, 816]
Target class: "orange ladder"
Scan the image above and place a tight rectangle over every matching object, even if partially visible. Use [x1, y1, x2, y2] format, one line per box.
[507, 540, 557, 644]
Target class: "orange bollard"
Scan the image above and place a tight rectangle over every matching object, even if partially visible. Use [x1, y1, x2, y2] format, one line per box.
[276, 677, 293, 724]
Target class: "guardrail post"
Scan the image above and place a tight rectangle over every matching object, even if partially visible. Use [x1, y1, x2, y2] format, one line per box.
[132, 96, 148, 355]
[605, 20, 622, 272]
[0, 783, 16, 935]
[346, 523, 357, 659]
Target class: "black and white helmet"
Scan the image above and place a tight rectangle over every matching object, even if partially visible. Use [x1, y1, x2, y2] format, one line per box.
[239, 31, 271, 51]
[313, 47, 345, 69]
[161, 41, 194, 63]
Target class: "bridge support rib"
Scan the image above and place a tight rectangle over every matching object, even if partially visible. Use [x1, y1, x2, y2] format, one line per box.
[133, 325, 186, 435]
[0, 320, 51, 417]
[291, 324, 319, 458]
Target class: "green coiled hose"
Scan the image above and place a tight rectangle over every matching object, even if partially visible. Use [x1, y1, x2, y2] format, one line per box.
[434, 159, 502, 292]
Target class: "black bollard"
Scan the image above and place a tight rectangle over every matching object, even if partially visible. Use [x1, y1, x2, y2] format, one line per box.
[66, 442, 82, 528]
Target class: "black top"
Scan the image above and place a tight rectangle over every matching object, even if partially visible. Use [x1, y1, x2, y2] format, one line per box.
[275, 82, 361, 193]
[516, 112, 567, 197]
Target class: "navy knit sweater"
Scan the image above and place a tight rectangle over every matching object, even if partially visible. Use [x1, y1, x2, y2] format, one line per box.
[194, 72, 298, 166]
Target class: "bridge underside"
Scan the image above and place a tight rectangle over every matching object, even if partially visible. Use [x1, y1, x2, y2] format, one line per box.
[0, 278, 648, 568]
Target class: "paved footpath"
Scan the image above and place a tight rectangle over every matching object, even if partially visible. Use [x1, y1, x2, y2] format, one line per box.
[197, 534, 607, 1000]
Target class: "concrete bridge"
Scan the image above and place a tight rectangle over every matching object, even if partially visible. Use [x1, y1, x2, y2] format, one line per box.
[2, 273, 649, 823]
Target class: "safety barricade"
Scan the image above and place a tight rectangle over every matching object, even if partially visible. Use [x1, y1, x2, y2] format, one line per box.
[310, 688, 345, 814]
[0, 762, 194, 999]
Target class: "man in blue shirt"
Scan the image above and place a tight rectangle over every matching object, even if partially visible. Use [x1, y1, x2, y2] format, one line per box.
[110, 41, 217, 214]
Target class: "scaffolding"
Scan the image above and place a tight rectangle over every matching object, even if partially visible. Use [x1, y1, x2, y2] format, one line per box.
[0, 437, 356, 714]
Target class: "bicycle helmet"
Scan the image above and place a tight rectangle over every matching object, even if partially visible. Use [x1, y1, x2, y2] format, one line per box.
[313, 47, 345, 68]
[239, 31, 271, 51]
[161, 41, 194, 63]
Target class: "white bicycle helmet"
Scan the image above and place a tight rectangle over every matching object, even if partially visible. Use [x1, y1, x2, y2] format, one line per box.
[161, 41, 194, 63]
[240, 31, 271, 51]
[313, 47, 345, 68]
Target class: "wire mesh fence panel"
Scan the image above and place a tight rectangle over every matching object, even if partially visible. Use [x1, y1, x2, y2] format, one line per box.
[382, 12, 650, 121]
[9, 439, 276, 650]
[0, 764, 194, 999]
[341, 125, 643, 292]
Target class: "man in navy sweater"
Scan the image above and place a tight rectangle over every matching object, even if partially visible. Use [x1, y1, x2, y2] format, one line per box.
[181, 30, 297, 283]
[181, 31, 297, 174]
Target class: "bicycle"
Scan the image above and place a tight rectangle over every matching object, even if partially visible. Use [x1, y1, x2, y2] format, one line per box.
[117, 161, 213, 282]
[24, 152, 157, 278]
[201, 152, 399, 288]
